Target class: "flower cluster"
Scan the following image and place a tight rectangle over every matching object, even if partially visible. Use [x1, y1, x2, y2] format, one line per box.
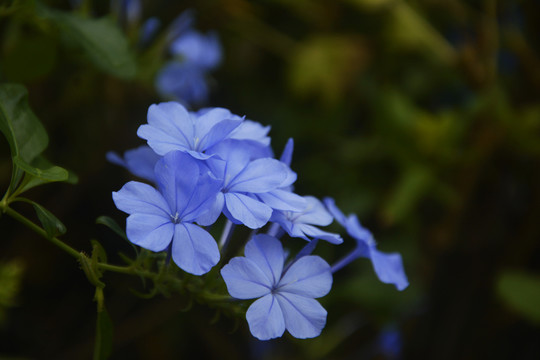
[111, 101, 408, 340]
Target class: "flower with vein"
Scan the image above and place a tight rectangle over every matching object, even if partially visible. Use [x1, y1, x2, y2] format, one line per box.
[221, 234, 332, 340]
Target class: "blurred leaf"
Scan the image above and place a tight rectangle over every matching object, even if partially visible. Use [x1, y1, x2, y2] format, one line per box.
[346, 0, 394, 11]
[0, 83, 48, 163]
[385, 2, 455, 63]
[94, 307, 114, 360]
[0, 259, 24, 325]
[383, 165, 432, 224]
[0, 30, 57, 82]
[288, 35, 367, 103]
[38, 6, 137, 79]
[497, 270, 540, 324]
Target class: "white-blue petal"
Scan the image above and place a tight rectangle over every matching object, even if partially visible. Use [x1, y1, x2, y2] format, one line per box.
[368, 248, 409, 291]
[278, 255, 332, 298]
[227, 158, 286, 193]
[257, 189, 306, 212]
[154, 151, 199, 216]
[297, 224, 343, 244]
[138, 102, 194, 155]
[244, 235, 284, 286]
[221, 257, 273, 299]
[126, 213, 174, 251]
[171, 223, 220, 275]
[224, 192, 272, 229]
[246, 294, 285, 340]
[275, 293, 327, 339]
[291, 196, 333, 226]
[113, 181, 170, 216]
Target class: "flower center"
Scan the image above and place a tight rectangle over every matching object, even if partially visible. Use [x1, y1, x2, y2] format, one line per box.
[170, 212, 180, 224]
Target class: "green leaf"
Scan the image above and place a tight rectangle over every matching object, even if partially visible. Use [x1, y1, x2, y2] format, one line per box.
[0, 84, 48, 163]
[31, 201, 67, 238]
[94, 307, 114, 360]
[14, 155, 69, 182]
[12, 198, 67, 238]
[497, 270, 540, 324]
[38, 6, 137, 79]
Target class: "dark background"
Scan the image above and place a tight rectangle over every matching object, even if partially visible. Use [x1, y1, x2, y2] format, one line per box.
[1, 0, 540, 359]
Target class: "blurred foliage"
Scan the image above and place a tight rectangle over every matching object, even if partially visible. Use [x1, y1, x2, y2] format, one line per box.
[1, 0, 540, 359]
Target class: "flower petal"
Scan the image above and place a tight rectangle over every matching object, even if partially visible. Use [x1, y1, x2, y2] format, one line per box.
[291, 196, 333, 226]
[296, 224, 343, 244]
[257, 189, 306, 212]
[224, 192, 272, 229]
[195, 191, 224, 226]
[138, 102, 194, 155]
[244, 234, 284, 286]
[113, 181, 170, 216]
[246, 294, 285, 340]
[275, 293, 327, 339]
[368, 248, 409, 291]
[171, 223, 219, 275]
[279, 255, 332, 298]
[227, 158, 287, 193]
[323, 197, 347, 226]
[221, 257, 273, 299]
[126, 213, 173, 251]
[154, 151, 199, 216]
[123, 146, 161, 182]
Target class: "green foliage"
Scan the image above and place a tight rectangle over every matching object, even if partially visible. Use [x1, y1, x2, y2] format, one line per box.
[0, 260, 24, 326]
[94, 307, 114, 360]
[497, 270, 540, 325]
[37, 5, 137, 79]
[0, 84, 48, 164]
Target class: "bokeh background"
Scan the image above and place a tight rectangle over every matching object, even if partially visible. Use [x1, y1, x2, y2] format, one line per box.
[1, 0, 540, 359]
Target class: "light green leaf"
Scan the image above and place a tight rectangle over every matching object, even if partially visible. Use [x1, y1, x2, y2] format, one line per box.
[38, 6, 137, 79]
[94, 307, 114, 360]
[497, 270, 540, 324]
[0, 84, 48, 163]
[14, 155, 69, 182]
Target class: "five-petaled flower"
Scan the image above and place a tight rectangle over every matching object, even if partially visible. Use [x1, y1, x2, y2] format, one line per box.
[221, 234, 333, 340]
[113, 150, 222, 275]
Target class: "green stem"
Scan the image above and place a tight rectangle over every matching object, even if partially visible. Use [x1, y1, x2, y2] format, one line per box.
[3, 205, 81, 259]
[96, 263, 134, 275]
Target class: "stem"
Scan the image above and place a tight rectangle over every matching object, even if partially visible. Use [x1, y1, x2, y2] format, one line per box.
[219, 220, 235, 249]
[97, 263, 134, 275]
[331, 249, 361, 274]
[3, 206, 81, 259]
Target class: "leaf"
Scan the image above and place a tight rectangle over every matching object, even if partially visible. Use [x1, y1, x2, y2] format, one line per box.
[94, 307, 114, 360]
[14, 155, 69, 182]
[38, 6, 137, 79]
[497, 270, 540, 324]
[96, 216, 128, 242]
[30, 201, 67, 238]
[0, 84, 48, 163]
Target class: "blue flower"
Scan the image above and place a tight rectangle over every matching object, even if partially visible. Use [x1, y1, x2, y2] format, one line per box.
[137, 101, 242, 160]
[106, 145, 160, 183]
[170, 30, 222, 70]
[221, 234, 332, 340]
[201, 140, 293, 229]
[271, 196, 343, 244]
[324, 198, 409, 291]
[155, 63, 210, 106]
[112, 150, 222, 275]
